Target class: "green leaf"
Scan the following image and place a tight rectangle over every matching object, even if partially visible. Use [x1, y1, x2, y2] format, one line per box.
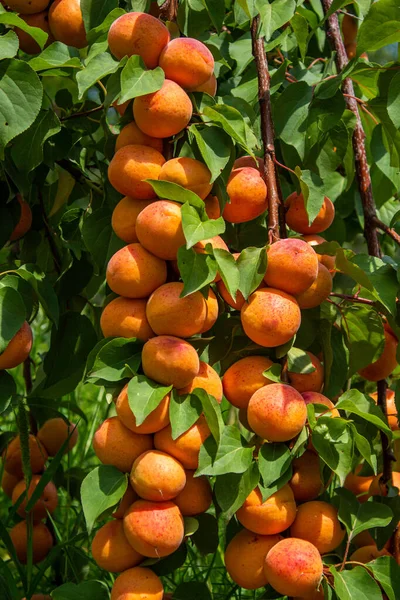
[342, 305, 385, 377]
[127, 375, 172, 427]
[311, 418, 353, 485]
[192, 388, 224, 445]
[330, 565, 383, 600]
[274, 82, 312, 159]
[202, 104, 258, 154]
[169, 390, 203, 440]
[335, 249, 373, 291]
[202, 0, 225, 31]
[181, 202, 225, 249]
[191, 513, 219, 554]
[357, 0, 400, 56]
[81, 0, 119, 32]
[86, 338, 142, 382]
[0, 287, 26, 353]
[213, 248, 240, 302]
[119, 55, 165, 104]
[0, 13, 48, 50]
[82, 207, 124, 271]
[76, 52, 119, 99]
[0, 31, 19, 61]
[336, 488, 393, 540]
[351, 254, 398, 314]
[190, 125, 232, 183]
[369, 556, 400, 600]
[214, 461, 259, 516]
[52, 581, 109, 600]
[236, 246, 267, 300]
[0, 371, 16, 414]
[81, 466, 127, 533]
[147, 180, 205, 209]
[295, 167, 326, 225]
[197, 425, 254, 476]
[257, 0, 296, 42]
[287, 348, 316, 374]
[86, 8, 125, 44]
[29, 43, 81, 71]
[258, 443, 292, 489]
[177, 246, 218, 296]
[11, 110, 61, 173]
[335, 389, 393, 437]
[17, 264, 59, 326]
[263, 363, 283, 383]
[291, 12, 309, 61]
[172, 582, 212, 600]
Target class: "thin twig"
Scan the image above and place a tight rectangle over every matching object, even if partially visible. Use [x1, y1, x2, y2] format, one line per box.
[329, 292, 375, 306]
[38, 190, 62, 275]
[274, 157, 297, 176]
[373, 216, 400, 246]
[340, 536, 352, 571]
[61, 104, 104, 122]
[394, 526, 400, 565]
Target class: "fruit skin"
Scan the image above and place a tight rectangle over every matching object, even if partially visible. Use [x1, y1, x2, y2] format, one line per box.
[289, 450, 323, 502]
[342, 12, 357, 44]
[223, 167, 268, 223]
[123, 499, 184, 558]
[10, 521, 53, 564]
[369, 471, 400, 496]
[204, 195, 221, 219]
[130, 450, 186, 502]
[296, 262, 333, 309]
[222, 356, 274, 409]
[159, 37, 214, 90]
[37, 417, 78, 456]
[286, 351, 324, 394]
[154, 415, 211, 470]
[108, 12, 170, 67]
[200, 288, 219, 333]
[302, 391, 339, 417]
[135, 200, 186, 261]
[142, 335, 200, 388]
[108, 144, 165, 200]
[344, 465, 374, 503]
[101, 297, 154, 342]
[265, 238, 319, 296]
[237, 486, 297, 535]
[350, 544, 392, 563]
[290, 500, 345, 554]
[178, 361, 223, 403]
[133, 80, 193, 138]
[174, 470, 212, 516]
[115, 122, 164, 154]
[7, 0, 49, 14]
[113, 485, 138, 519]
[1, 470, 20, 498]
[241, 288, 301, 348]
[116, 384, 170, 435]
[358, 330, 398, 381]
[15, 11, 53, 55]
[111, 566, 164, 600]
[192, 73, 217, 95]
[48, 0, 87, 49]
[12, 475, 58, 522]
[106, 243, 167, 299]
[285, 192, 335, 235]
[111, 196, 152, 244]
[264, 538, 323, 598]
[370, 389, 398, 430]
[225, 529, 281, 590]
[233, 155, 264, 175]
[0, 321, 33, 370]
[302, 234, 336, 272]
[3, 434, 47, 479]
[93, 417, 153, 473]
[247, 383, 307, 442]
[158, 157, 212, 200]
[10, 197, 32, 240]
[91, 519, 143, 573]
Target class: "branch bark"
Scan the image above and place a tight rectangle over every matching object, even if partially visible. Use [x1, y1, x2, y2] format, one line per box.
[160, 0, 178, 22]
[373, 216, 400, 247]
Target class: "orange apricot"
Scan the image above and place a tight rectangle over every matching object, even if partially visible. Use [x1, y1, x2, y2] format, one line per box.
[116, 384, 170, 435]
[350, 544, 392, 563]
[204, 195, 221, 219]
[293, 589, 325, 600]
[111, 566, 164, 600]
[295, 262, 332, 309]
[154, 415, 211, 470]
[285, 192, 335, 235]
[225, 529, 281, 590]
[200, 288, 219, 333]
[192, 73, 217, 96]
[264, 238, 319, 296]
[12, 475, 58, 522]
[158, 157, 212, 200]
[289, 450, 323, 502]
[233, 155, 263, 176]
[286, 351, 324, 394]
[10, 521, 53, 564]
[247, 383, 307, 442]
[123, 499, 184, 557]
[93, 417, 153, 473]
[106, 243, 167, 298]
[222, 355, 274, 410]
[174, 470, 212, 516]
[159, 38, 214, 89]
[113, 99, 130, 117]
[302, 391, 339, 417]
[370, 389, 398, 430]
[111, 196, 152, 244]
[100, 297, 154, 341]
[8, 0, 49, 14]
[48, 0, 87, 49]
[108, 144, 165, 200]
[236, 485, 297, 535]
[130, 450, 186, 502]
[135, 200, 186, 261]
[302, 234, 336, 272]
[142, 335, 200, 388]
[0, 321, 33, 370]
[115, 122, 163, 154]
[133, 79, 193, 138]
[37, 417, 78, 457]
[1, 469, 20, 498]
[15, 12, 53, 55]
[112, 485, 138, 519]
[290, 500, 345, 554]
[223, 167, 267, 223]
[3, 434, 47, 479]
[178, 361, 223, 403]
[91, 519, 143, 572]
[369, 471, 400, 496]
[358, 330, 398, 381]
[342, 12, 358, 44]
[241, 288, 301, 347]
[344, 465, 374, 503]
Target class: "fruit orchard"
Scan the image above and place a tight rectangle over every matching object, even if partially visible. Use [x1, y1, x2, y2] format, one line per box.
[1, 0, 400, 598]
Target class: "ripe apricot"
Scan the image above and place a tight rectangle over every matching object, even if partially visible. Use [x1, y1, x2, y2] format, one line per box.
[111, 566, 164, 600]
[302, 391, 339, 417]
[130, 450, 186, 502]
[289, 450, 323, 502]
[113, 485, 138, 519]
[358, 330, 398, 381]
[302, 234, 336, 272]
[204, 195, 221, 219]
[123, 499, 184, 557]
[264, 238, 319, 296]
[1, 470, 20, 498]
[93, 417, 152, 473]
[174, 471, 212, 516]
[91, 519, 143, 573]
[0, 321, 33, 370]
[350, 544, 392, 563]
[48, 0, 87, 49]
[154, 415, 211, 469]
[12, 475, 58, 522]
[100, 297, 154, 341]
[142, 335, 200, 388]
[241, 288, 301, 347]
[225, 529, 281, 590]
[342, 12, 357, 44]
[113, 99, 130, 117]
[223, 167, 267, 223]
[369, 471, 400, 496]
[116, 384, 170, 435]
[293, 590, 325, 600]
[159, 38, 214, 89]
[264, 538, 323, 598]
[7, 0, 49, 14]
[158, 157, 212, 200]
[108, 144, 165, 200]
[344, 465, 374, 503]
[296, 262, 332, 309]
[15, 12, 53, 55]
[200, 288, 219, 333]
[37, 417, 78, 456]
[115, 122, 163, 154]
[3, 434, 47, 479]
[133, 80, 193, 138]
[178, 361, 223, 403]
[111, 196, 152, 244]
[285, 192, 335, 235]
[106, 243, 167, 298]
[370, 389, 398, 430]
[135, 200, 186, 261]
[247, 383, 307, 442]
[108, 12, 169, 67]
[10, 521, 53, 564]
[237, 485, 297, 535]
[222, 355, 274, 409]
[233, 155, 263, 175]
[290, 500, 345, 553]
[192, 73, 217, 96]
[286, 351, 324, 394]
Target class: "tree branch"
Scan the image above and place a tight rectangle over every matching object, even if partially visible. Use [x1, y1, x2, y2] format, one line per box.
[160, 0, 178, 21]
[329, 293, 375, 306]
[373, 216, 400, 246]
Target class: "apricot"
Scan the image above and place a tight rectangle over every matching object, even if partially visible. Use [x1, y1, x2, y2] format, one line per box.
[142, 335, 200, 388]
[302, 391, 339, 417]
[10, 196, 32, 240]
[200, 288, 219, 333]
[302, 234, 336, 272]
[100, 297, 154, 342]
[236, 485, 297, 535]
[108, 145, 165, 200]
[342, 12, 357, 44]
[93, 417, 153, 473]
[133, 80, 193, 138]
[130, 450, 186, 502]
[293, 590, 325, 600]
[113, 99, 130, 117]
[286, 351, 324, 394]
[369, 471, 400, 496]
[204, 195, 221, 219]
[286, 192, 335, 235]
[15, 12, 53, 55]
[123, 499, 184, 557]
[247, 383, 307, 442]
[7, 0, 49, 14]
[12, 475, 58, 522]
[135, 201, 185, 261]
[241, 288, 301, 347]
[344, 465, 374, 503]
[192, 73, 217, 96]
[48, 0, 87, 49]
[222, 355, 274, 410]
[108, 12, 169, 68]
[111, 196, 152, 244]
[115, 122, 163, 154]
[0, 321, 33, 370]
[158, 157, 212, 200]
[37, 417, 78, 456]
[233, 155, 264, 175]
[1, 469, 20, 498]
[223, 167, 267, 223]
[264, 538, 323, 598]
[106, 243, 167, 298]
[295, 263, 332, 309]
[22, 596, 52, 600]
[289, 450, 323, 502]
[154, 415, 211, 469]
[10, 521, 53, 564]
[350, 545, 392, 563]
[159, 38, 214, 90]
[264, 238, 319, 296]
[116, 384, 170, 435]
[111, 566, 164, 600]
[370, 390, 398, 430]
[112, 485, 138, 519]
[91, 519, 143, 573]
[3, 434, 47, 479]
[358, 330, 398, 381]
[174, 470, 212, 516]
[290, 500, 345, 554]
[225, 529, 281, 590]
[178, 361, 223, 403]
[353, 530, 377, 548]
